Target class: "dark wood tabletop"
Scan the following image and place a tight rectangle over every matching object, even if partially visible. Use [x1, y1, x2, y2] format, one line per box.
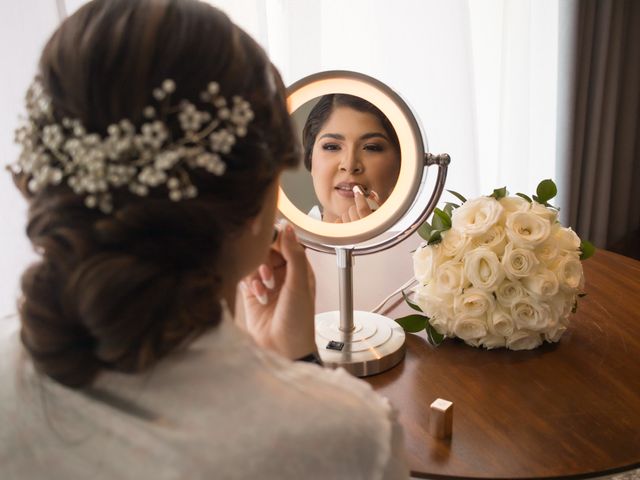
[353, 249, 640, 479]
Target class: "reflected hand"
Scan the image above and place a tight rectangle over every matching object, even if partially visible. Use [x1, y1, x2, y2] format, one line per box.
[334, 187, 380, 223]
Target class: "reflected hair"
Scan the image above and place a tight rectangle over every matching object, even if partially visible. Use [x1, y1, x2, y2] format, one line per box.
[12, 0, 298, 387]
[301, 94, 400, 171]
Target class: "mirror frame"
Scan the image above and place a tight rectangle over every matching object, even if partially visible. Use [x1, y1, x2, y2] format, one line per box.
[279, 70, 425, 248]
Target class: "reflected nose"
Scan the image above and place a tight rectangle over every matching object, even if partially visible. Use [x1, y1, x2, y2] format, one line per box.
[339, 148, 363, 174]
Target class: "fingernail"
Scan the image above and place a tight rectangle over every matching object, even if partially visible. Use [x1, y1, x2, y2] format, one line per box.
[285, 224, 295, 238]
[370, 190, 380, 202]
[239, 280, 248, 292]
[352, 185, 364, 196]
[256, 292, 268, 305]
[263, 274, 275, 290]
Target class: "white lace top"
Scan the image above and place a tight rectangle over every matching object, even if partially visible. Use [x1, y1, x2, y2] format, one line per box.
[0, 307, 409, 479]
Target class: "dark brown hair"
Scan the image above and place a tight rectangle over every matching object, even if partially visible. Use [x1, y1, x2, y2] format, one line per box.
[13, 0, 298, 387]
[301, 94, 400, 170]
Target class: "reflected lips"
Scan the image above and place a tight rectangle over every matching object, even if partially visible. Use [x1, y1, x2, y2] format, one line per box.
[334, 182, 368, 198]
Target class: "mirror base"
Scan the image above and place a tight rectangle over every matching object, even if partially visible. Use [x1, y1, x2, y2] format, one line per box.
[315, 310, 406, 377]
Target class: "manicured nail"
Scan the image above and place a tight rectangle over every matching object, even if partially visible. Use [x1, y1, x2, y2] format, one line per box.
[262, 271, 275, 290]
[256, 292, 268, 305]
[352, 185, 364, 196]
[370, 190, 380, 202]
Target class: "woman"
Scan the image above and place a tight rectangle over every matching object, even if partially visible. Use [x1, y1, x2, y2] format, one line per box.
[302, 94, 401, 223]
[0, 1, 408, 478]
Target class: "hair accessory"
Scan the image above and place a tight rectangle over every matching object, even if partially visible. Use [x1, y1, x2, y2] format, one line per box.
[9, 78, 254, 213]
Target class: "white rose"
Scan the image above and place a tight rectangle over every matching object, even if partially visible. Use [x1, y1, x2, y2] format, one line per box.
[429, 315, 452, 336]
[434, 260, 466, 295]
[505, 210, 551, 247]
[501, 242, 540, 280]
[551, 225, 581, 254]
[463, 247, 505, 290]
[522, 268, 559, 298]
[473, 225, 507, 255]
[544, 323, 567, 343]
[487, 306, 515, 337]
[536, 240, 559, 264]
[413, 283, 455, 322]
[549, 291, 574, 320]
[499, 196, 530, 219]
[510, 296, 553, 331]
[413, 243, 443, 284]
[451, 197, 503, 238]
[506, 330, 543, 350]
[530, 201, 558, 223]
[495, 279, 527, 308]
[441, 227, 472, 261]
[553, 255, 584, 291]
[480, 334, 507, 350]
[454, 287, 495, 317]
[453, 315, 488, 341]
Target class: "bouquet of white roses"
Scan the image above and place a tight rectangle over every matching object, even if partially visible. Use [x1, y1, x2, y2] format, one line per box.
[398, 179, 594, 351]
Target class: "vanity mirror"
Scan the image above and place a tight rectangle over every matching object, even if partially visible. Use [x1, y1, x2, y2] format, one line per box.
[279, 70, 450, 376]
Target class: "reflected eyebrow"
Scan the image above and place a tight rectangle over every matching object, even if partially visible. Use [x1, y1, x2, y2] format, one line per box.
[318, 132, 390, 141]
[318, 133, 345, 140]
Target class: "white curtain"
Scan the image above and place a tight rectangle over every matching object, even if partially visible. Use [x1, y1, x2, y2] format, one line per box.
[0, 0, 560, 315]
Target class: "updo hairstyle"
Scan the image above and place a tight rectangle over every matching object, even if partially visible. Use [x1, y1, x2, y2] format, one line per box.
[12, 0, 298, 387]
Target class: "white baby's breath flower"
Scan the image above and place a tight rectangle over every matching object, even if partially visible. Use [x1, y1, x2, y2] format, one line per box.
[463, 247, 505, 291]
[452, 315, 488, 341]
[505, 210, 551, 247]
[440, 227, 471, 261]
[502, 242, 539, 280]
[454, 287, 495, 318]
[451, 197, 503, 238]
[506, 330, 543, 350]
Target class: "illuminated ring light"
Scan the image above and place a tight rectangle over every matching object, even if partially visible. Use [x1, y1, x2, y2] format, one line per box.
[280, 71, 425, 248]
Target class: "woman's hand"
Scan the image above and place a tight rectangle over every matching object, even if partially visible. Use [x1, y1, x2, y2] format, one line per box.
[334, 187, 380, 223]
[239, 224, 317, 360]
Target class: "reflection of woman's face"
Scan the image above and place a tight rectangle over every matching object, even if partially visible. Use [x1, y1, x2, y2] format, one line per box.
[310, 107, 400, 223]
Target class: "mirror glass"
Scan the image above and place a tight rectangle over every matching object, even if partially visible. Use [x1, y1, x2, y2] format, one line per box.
[279, 71, 426, 249]
[281, 94, 401, 224]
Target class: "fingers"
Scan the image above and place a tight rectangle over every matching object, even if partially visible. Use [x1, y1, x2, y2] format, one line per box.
[278, 223, 311, 291]
[353, 185, 372, 218]
[240, 278, 269, 305]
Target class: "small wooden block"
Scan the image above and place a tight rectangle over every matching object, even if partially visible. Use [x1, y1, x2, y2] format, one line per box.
[429, 398, 453, 439]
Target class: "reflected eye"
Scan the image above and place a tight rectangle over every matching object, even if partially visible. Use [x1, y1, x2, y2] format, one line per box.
[321, 143, 341, 151]
[363, 143, 384, 152]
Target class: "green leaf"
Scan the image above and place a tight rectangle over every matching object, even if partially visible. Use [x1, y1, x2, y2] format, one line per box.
[516, 192, 532, 203]
[427, 230, 442, 245]
[580, 240, 596, 260]
[426, 322, 445, 346]
[490, 186, 508, 200]
[395, 314, 429, 333]
[402, 289, 423, 313]
[536, 179, 558, 203]
[433, 207, 452, 229]
[447, 189, 467, 204]
[443, 202, 458, 216]
[417, 222, 433, 241]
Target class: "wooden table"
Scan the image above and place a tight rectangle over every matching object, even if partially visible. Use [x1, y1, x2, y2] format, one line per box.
[311, 247, 640, 479]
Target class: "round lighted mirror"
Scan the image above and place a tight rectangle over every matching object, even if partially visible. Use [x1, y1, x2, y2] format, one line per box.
[279, 71, 450, 376]
[280, 71, 426, 249]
